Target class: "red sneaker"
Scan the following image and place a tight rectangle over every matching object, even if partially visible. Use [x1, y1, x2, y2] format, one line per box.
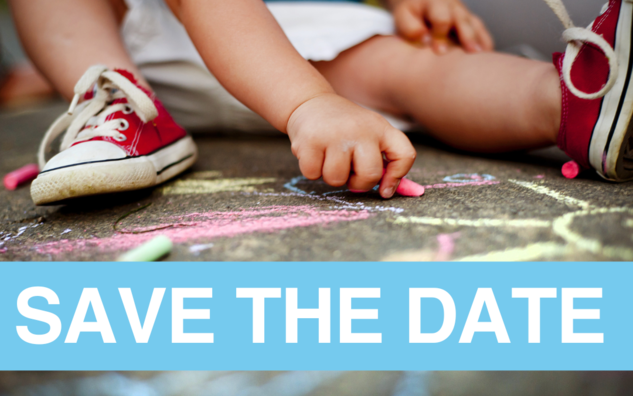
[31, 66, 197, 205]
[547, 0, 633, 181]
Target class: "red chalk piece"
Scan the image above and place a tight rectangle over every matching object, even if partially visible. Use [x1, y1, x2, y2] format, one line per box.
[396, 177, 425, 197]
[3, 163, 39, 190]
[561, 160, 580, 179]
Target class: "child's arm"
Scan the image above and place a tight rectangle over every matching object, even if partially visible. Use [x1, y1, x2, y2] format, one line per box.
[167, 0, 416, 197]
[383, 0, 494, 54]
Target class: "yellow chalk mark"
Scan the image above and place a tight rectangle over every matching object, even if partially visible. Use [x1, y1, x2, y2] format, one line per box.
[552, 206, 633, 260]
[185, 170, 223, 179]
[162, 178, 276, 195]
[393, 181, 631, 260]
[509, 180, 593, 209]
[457, 242, 571, 261]
[394, 216, 551, 228]
[382, 249, 436, 262]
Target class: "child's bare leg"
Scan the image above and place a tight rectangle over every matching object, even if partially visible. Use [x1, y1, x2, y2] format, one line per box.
[9, 0, 146, 100]
[314, 35, 561, 152]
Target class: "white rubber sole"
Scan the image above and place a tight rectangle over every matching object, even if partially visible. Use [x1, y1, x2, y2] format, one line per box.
[589, 0, 633, 181]
[31, 136, 197, 205]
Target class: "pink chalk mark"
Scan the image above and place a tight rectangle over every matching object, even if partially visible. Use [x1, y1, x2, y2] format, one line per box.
[534, 175, 545, 179]
[434, 232, 460, 261]
[4, 163, 39, 190]
[32, 205, 372, 256]
[562, 160, 580, 179]
[0, 248, 6, 254]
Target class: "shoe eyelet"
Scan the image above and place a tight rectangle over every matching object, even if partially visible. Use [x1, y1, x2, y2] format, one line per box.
[114, 133, 127, 142]
[118, 119, 129, 131]
[123, 105, 134, 114]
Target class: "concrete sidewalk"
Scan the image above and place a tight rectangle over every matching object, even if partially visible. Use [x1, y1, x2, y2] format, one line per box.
[1, 101, 632, 261]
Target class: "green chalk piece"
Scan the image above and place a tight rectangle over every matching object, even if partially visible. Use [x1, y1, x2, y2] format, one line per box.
[117, 235, 173, 262]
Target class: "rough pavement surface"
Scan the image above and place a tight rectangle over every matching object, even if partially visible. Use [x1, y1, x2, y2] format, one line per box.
[1, 101, 632, 262]
[2, 102, 633, 395]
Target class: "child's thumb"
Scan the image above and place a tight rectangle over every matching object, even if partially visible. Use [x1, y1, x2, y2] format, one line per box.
[380, 128, 417, 198]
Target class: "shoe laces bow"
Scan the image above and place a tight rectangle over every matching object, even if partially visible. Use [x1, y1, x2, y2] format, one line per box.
[37, 65, 158, 169]
[543, 0, 625, 100]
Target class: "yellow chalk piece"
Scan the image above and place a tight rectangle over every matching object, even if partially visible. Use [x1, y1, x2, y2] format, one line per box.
[117, 235, 173, 262]
[162, 178, 276, 195]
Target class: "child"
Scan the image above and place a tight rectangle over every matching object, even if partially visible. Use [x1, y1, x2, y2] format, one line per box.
[8, 0, 632, 206]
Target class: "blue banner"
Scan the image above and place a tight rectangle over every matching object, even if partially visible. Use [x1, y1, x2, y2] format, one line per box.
[0, 262, 627, 370]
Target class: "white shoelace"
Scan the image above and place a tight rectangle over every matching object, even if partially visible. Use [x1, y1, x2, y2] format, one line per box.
[542, 0, 629, 100]
[37, 65, 158, 169]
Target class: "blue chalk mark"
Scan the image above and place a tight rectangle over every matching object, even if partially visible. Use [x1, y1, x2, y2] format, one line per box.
[321, 189, 348, 196]
[284, 176, 308, 194]
[443, 173, 495, 183]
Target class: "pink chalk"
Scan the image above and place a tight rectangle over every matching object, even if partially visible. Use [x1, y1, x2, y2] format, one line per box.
[561, 160, 580, 179]
[396, 177, 425, 197]
[3, 163, 39, 190]
[378, 168, 425, 197]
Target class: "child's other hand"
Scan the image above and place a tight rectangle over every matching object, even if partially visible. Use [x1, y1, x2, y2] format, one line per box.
[286, 94, 416, 199]
[390, 0, 494, 54]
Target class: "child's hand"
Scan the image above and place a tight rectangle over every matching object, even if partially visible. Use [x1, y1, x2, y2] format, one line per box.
[390, 0, 494, 54]
[286, 94, 416, 198]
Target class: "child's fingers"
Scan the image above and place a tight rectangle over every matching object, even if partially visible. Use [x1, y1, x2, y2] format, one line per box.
[454, 9, 481, 52]
[393, 1, 429, 42]
[347, 144, 384, 193]
[296, 147, 325, 180]
[427, 2, 453, 54]
[471, 16, 495, 51]
[379, 128, 417, 198]
[322, 148, 352, 187]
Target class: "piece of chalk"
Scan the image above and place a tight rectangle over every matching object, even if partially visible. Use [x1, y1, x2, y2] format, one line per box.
[349, 168, 425, 197]
[117, 235, 173, 262]
[561, 160, 580, 179]
[3, 163, 39, 190]
[380, 168, 425, 197]
[396, 177, 425, 197]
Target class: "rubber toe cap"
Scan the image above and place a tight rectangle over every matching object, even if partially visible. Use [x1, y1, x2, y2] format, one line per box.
[42, 141, 127, 172]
